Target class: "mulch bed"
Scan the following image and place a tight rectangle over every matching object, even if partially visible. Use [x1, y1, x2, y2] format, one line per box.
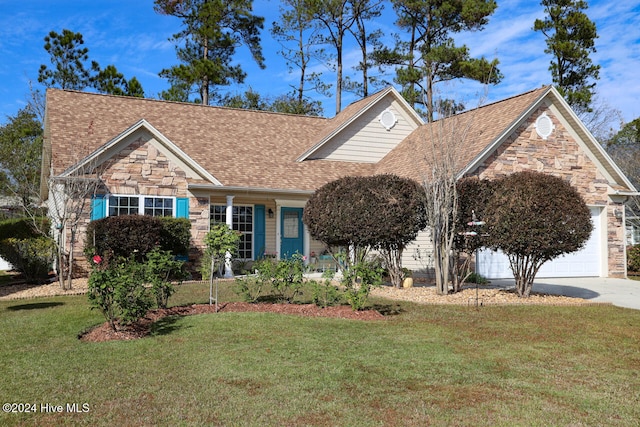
[79, 302, 384, 342]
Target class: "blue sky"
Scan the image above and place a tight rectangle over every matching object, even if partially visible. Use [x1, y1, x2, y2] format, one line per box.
[1, 0, 639, 128]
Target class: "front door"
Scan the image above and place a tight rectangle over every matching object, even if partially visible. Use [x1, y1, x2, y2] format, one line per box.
[280, 207, 304, 258]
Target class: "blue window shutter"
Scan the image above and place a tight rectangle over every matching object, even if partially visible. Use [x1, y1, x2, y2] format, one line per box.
[90, 195, 107, 221]
[254, 204, 265, 260]
[176, 198, 189, 218]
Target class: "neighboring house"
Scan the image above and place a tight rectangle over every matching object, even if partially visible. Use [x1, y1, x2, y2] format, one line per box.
[41, 85, 637, 279]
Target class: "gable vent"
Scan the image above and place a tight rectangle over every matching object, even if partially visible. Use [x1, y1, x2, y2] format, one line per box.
[535, 113, 554, 139]
[379, 108, 398, 131]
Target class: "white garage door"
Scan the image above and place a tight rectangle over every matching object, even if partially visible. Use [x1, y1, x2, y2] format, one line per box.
[477, 207, 602, 279]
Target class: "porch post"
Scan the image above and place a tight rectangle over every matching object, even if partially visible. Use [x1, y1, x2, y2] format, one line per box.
[224, 195, 234, 278]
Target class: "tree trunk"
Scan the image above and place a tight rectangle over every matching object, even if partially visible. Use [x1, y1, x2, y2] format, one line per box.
[510, 255, 543, 298]
[433, 238, 450, 295]
[383, 247, 404, 288]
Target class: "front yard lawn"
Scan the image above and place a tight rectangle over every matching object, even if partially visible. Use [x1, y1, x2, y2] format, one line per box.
[1, 281, 639, 426]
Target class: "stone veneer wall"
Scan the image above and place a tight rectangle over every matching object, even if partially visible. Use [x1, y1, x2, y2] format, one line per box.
[69, 135, 210, 275]
[472, 105, 626, 277]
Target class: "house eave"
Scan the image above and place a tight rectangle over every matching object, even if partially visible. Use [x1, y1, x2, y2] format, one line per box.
[188, 183, 315, 197]
[609, 190, 640, 197]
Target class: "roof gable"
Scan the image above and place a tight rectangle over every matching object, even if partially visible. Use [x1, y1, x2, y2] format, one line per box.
[376, 86, 637, 194]
[296, 86, 424, 162]
[44, 89, 374, 193]
[60, 119, 221, 185]
[462, 86, 637, 193]
[375, 87, 549, 181]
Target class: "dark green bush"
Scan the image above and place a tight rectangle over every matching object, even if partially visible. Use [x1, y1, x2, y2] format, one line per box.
[158, 217, 191, 256]
[628, 245, 640, 273]
[1, 237, 55, 283]
[86, 215, 191, 262]
[0, 217, 52, 282]
[0, 217, 48, 240]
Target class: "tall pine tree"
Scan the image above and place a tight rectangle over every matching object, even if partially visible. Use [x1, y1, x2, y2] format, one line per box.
[534, 0, 600, 113]
[374, 0, 502, 122]
[155, 0, 265, 105]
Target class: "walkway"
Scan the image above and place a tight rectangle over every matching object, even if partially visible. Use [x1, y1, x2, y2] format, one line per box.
[491, 277, 640, 310]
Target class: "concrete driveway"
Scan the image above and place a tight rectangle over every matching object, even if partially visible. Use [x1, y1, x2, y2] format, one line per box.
[490, 277, 640, 310]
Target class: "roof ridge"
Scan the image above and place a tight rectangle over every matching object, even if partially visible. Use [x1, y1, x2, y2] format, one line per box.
[46, 88, 328, 120]
[451, 85, 551, 118]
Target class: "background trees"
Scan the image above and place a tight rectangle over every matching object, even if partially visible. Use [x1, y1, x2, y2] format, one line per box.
[605, 117, 640, 228]
[271, 0, 331, 110]
[0, 107, 43, 208]
[374, 0, 502, 121]
[38, 29, 145, 97]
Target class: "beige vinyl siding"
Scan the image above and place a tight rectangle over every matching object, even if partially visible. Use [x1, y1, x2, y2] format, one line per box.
[310, 97, 419, 163]
[402, 229, 434, 272]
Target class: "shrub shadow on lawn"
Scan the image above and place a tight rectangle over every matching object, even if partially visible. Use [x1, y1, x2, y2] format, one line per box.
[7, 302, 64, 311]
[371, 303, 404, 316]
[150, 315, 186, 336]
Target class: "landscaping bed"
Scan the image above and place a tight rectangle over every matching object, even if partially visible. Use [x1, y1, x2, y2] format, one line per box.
[79, 302, 385, 342]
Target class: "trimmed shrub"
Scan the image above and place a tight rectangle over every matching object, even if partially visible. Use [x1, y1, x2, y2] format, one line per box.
[158, 217, 191, 257]
[85, 215, 162, 262]
[485, 171, 592, 297]
[304, 174, 426, 288]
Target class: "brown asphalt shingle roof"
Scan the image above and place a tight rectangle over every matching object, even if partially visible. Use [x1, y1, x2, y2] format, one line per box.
[45, 89, 375, 191]
[375, 86, 550, 182]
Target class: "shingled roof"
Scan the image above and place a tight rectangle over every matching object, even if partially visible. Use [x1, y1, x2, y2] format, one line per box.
[44, 89, 376, 193]
[45, 85, 635, 198]
[375, 86, 550, 181]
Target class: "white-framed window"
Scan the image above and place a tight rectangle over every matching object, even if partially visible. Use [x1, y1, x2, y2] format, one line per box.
[108, 195, 174, 217]
[210, 205, 253, 260]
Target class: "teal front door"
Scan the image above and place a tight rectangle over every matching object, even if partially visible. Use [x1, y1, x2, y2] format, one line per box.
[280, 207, 304, 258]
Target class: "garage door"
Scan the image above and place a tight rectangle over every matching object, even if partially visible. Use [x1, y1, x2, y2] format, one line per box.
[477, 207, 602, 279]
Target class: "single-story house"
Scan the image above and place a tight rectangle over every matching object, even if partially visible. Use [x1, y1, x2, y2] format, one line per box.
[41, 85, 637, 279]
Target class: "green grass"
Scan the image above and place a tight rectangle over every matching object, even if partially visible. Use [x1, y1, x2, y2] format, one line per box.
[1, 281, 640, 426]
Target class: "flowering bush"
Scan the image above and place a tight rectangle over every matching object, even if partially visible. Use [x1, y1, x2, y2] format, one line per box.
[87, 249, 186, 331]
[88, 258, 151, 331]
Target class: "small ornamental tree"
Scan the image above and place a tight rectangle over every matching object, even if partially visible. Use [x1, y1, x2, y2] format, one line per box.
[304, 174, 427, 288]
[202, 223, 241, 309]
[484, 171, 592, 297]
[364, 175, 427, 288]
